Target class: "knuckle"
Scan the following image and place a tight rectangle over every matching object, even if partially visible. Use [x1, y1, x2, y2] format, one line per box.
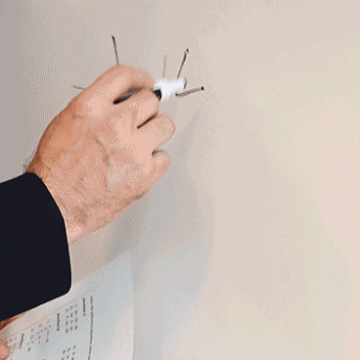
[69, 95, 90, 115]
[133, 158, 152, 183]
[122, 65, 136, 80]
[133, 66, 152, 84]
[161, 116, 176, 135]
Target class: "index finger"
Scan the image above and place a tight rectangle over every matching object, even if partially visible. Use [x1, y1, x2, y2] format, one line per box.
[86, 65, 154, 103]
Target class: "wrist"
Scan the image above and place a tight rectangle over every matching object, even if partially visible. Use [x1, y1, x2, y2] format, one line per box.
[26, 166, 84, 246]
[45, 184, 85, 246]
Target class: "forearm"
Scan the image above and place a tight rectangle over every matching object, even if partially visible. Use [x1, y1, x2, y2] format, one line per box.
[0, 172, 71, 322]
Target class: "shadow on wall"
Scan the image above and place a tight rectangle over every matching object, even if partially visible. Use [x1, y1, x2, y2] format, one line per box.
[128, 108, 209, 293]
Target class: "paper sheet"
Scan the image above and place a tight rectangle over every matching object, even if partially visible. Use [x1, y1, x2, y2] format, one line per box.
[0, 250, 134, 360]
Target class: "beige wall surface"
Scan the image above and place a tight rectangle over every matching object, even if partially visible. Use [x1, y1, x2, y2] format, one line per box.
[1, 1, 360, 359]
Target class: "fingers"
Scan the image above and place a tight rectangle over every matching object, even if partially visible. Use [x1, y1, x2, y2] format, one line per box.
[86, 65, 154, 103]
[138, 114, 175, 151]
[0, 312, 25, 359]
[121, 88, 175, 150]
[0, 339, 10, 360]
[151, 150, 172, 182]
[122, 88, 160, 129]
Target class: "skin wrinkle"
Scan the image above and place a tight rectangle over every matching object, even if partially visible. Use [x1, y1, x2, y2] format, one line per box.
[67, 119, 151, 232]
[23, 64, 173, 245]
[0, 63, 175, 358]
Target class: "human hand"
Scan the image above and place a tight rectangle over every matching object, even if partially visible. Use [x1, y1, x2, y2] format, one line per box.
[0, 312, 27, 359]
[26, 65, 175, 245]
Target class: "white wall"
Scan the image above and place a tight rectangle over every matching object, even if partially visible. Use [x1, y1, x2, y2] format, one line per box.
[1, 1, 360, 359]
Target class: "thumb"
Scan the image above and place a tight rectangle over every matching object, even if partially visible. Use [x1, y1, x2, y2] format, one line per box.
[0, 339, 10, 360]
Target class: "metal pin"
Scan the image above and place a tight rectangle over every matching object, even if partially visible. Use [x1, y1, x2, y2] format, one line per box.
[112, 35, 119, 65]
[163, 54, 167, 78]
[176, 86, 205, 97]
[177, 49, 189, 79]
[72, 85, 85, 90]
[72, 35, 119, 91]
[72, 40, 205, 100]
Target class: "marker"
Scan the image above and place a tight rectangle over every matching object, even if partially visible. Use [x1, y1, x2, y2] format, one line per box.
[113, 77, 187, 104]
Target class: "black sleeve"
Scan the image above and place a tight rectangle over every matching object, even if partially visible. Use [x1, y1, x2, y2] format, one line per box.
[0, 172, 72, 322]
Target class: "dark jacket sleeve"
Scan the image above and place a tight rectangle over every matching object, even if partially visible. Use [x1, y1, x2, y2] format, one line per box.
[0, 172, 71, 322]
